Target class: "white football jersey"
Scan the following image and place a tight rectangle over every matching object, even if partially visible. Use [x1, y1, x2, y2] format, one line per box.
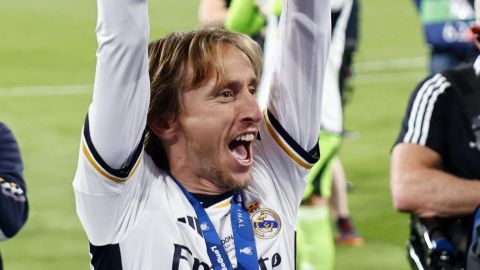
[73, 0, 330, 268]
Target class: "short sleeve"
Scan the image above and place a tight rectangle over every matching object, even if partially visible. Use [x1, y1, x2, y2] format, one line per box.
[394, 73, 451, 156]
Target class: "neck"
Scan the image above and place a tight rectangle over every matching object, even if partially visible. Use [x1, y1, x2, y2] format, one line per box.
[165, 144, 232, 195]
[171, 170, 231, 195]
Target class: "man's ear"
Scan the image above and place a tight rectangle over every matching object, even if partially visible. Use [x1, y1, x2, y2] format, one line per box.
[148, 116, 178, 144]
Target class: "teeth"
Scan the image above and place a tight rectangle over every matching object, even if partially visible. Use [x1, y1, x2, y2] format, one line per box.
[235, 134, 255, 142]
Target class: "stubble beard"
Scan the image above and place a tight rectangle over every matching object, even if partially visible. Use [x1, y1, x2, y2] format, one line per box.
[198, 161, 252, 191]
[212, 168, 252, 191]
[191, 143, 254, 191]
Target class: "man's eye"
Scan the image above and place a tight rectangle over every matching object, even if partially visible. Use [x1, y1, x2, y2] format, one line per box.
[219, 89, 234, 98]
[249, 87, 257, 95]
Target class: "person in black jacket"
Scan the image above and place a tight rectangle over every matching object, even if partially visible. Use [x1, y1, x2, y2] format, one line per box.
[0, 123, 28, 270]
[390, 2, 480, 267]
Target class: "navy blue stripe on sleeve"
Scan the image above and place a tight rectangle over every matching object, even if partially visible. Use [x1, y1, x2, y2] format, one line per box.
[83, 115, 144, 179]
[266, 110, 320, 165]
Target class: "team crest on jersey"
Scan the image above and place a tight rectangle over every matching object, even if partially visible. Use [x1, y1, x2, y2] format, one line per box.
[251, 208, 281, 239]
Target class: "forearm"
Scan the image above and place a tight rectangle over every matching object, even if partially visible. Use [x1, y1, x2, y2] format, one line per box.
[89, 0, 150, 169]
[391, 167, 480, 217]
[268, 0, 331, 151]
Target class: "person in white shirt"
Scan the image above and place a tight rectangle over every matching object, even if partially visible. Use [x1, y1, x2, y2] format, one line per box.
[73, 0, 330, 268]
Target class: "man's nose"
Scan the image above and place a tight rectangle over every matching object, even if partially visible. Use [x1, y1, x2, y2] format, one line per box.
[239, 90, 262, 124]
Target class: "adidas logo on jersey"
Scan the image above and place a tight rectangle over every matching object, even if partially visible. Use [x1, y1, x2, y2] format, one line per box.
[177, 216, 203, 237]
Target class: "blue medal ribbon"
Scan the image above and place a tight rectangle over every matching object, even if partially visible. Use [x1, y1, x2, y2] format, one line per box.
[171, 175, 259, 270]
[230, 192, 259, 270]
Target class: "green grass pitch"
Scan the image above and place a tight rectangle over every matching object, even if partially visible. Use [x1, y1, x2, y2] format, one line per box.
[1, 0, 429, 269]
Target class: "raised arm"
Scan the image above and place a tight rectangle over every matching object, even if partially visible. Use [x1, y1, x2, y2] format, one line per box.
[88, 0, 151, 170]
[268, 0, 331, 152]
[73, 0, 151, 244]
[0, 123, 28, 241]
[250, 0, 330, 218]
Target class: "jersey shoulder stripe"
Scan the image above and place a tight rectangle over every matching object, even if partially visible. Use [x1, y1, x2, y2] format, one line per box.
[403, 74, 450, 145]
[263, 109, 319, 169]
[82, 115, 143, 183]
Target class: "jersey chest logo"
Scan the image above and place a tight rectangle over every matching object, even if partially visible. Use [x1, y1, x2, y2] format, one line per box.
[250, 208, 281, 239]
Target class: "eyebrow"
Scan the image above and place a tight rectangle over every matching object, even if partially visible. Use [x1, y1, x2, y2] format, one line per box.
[217, 76, 259, 89]
[250, 77, 260, 86]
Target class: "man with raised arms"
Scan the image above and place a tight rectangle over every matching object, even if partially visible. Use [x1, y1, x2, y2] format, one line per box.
[73, 0, 330, 268]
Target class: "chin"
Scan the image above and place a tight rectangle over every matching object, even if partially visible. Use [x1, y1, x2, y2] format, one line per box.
[227, 175, 252, 190]
[212, 169, 252, 190]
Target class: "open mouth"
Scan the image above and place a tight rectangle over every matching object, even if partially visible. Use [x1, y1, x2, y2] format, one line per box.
[228, 133, 255, 164]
